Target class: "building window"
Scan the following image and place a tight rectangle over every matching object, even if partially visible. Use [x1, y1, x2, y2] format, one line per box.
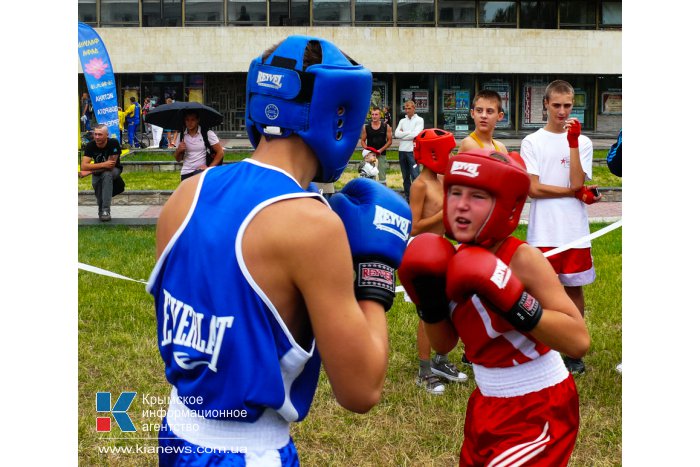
[229, 0, 267, 24]
[100, 0, 139, 26]
[185, 0, 224, 25]
[397, 0, 434, 26]
[559, 0, 596, 29]
[478, 1, 516, 27]
[270, 0, 310, 25]
[519, 1, 556, 29]
[143, 0, 183, 26]
[79, 0, 97, 24]
[355, 0, 393, 25]
[438, 0, 476, 27]
[436, 74, 473, 136]
[601, 1, 622, 28]
[313, 0, 351, 25]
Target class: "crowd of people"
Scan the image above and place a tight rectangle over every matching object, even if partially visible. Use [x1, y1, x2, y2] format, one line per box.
[79, 35, 620, 465]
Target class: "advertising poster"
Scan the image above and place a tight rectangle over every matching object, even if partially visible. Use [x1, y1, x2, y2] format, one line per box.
[522, 83, 548, 128]
[401, 89, 429, 114]
[483, 82, 511, 128]
[78, 22, 120, 141]
[368, 81, 387, 120]
[602, 92, 622, 114]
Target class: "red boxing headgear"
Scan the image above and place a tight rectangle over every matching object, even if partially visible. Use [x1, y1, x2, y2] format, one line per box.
[413, 128, 456, 175]
[443, 149, 531, 247]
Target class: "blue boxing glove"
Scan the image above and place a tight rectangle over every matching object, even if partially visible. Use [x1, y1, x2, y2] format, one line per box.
[329, 178, 412, 311]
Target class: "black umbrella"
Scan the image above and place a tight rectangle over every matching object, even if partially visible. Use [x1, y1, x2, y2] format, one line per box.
[144, 101, 224, 130]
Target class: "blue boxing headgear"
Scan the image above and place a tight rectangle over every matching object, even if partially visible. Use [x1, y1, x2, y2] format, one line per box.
[246, 35, 372, 183]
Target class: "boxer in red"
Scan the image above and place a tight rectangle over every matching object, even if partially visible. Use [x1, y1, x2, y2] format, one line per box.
[398, 149, 590, 466]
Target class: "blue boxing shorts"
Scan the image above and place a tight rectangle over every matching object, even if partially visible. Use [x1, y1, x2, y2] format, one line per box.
[158, 419, 299, 466]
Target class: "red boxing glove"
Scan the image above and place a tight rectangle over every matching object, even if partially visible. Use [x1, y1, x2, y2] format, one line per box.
[397, 234, 455, 324]
[574, 186, 599, 205]
[446, 246, 542, 332]
[567, 119, 581, 148]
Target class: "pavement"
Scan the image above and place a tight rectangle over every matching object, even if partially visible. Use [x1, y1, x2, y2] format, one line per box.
[78, 136, 622, 226]
[78, 197, 621, 226]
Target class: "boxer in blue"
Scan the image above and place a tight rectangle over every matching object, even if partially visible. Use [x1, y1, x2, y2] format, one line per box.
[147, 36, 411, 466]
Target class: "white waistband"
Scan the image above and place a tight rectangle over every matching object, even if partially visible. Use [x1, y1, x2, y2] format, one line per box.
[166, 387, 291, 451]
[473, 351, 569, 398]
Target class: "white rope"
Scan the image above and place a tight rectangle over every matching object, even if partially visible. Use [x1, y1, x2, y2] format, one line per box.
[397, 219, 622, 296]
[78, 262, 147, 284]
[78, 221, 622, 292]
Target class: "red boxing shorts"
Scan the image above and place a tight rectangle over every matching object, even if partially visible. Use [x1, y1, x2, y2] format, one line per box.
[538, 247, 595, 287]
[460, 375, 579, 467]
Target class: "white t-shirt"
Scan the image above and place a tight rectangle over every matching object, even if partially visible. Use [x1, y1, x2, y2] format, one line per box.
[179, 126, 220, 175]
[394, 114, 424, 152]
[520, 128, 593, 248]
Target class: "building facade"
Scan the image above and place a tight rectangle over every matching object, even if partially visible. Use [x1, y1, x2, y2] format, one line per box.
[78, 0, 622, 137]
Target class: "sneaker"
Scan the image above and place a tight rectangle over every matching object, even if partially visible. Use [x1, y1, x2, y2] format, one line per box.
[416, 373, 446, 395]
[616, 362, 622, 373]
[431, 355, 468, 382]
[461, 352, 473, 367]
[99, 209, 111, 222]
[563, 356, 586, 375]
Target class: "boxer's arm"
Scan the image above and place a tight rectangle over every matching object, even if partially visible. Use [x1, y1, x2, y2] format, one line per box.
[289, 206, 389, 413]
[510, 244, 590, 358]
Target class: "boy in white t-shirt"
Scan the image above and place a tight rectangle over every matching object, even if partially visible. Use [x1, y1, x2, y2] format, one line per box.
[520, 80, 601, 375]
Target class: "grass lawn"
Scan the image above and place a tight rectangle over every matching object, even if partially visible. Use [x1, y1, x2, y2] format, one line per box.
[78, 223, 621, 465]
[78, 155, 622, 192]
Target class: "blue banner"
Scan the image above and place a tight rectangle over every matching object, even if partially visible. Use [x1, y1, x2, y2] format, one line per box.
[78, 22, 119, 141]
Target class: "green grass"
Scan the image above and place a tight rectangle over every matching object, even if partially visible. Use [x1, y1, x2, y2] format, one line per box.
[78, 223, 621, 465]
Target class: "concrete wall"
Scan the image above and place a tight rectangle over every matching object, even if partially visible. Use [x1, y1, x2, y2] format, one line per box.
[83, 27, 621, 75]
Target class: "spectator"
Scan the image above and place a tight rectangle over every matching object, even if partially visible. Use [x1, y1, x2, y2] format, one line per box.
[142, 97, 152, 135]
[358, 150, 379, 180]
[360, 107, 392, 186]
[520, 80, 601, 375]
[164, 97, 179, 148]
[148, 35, 410, 465]
[173, 109, 225, 181]
[458, 90, 508, 153]
[394, 100, 424, 199]
[80, 124, 123, 222]
[117, 107, 126, 145]
[607, 129, 622, 177]
[383, 105, 392, 129]
[80, 92, 93, 132]
[408, 128, 466, 394]
[399, 150, 589, 465]
[125, 96, 141, 148]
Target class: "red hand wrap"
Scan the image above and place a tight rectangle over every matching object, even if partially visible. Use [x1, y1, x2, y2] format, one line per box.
[574, 186, 598, 205]
[567, 120, 581, 148]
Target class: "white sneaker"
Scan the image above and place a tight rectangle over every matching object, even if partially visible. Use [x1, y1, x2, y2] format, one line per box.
[431, 355, 468, 382]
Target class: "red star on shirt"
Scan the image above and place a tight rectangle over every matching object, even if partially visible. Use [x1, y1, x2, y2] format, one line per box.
[561, 158, 567, 165]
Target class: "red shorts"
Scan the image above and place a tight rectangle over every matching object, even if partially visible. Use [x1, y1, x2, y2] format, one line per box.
[538, 247, 595, 287]
[460, 376, 579, 467]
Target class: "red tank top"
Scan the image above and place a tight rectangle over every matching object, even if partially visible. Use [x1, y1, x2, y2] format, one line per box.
[451, 237, 551, 368]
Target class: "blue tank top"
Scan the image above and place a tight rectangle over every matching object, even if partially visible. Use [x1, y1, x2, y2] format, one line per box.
[147, 159, 324, 423]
